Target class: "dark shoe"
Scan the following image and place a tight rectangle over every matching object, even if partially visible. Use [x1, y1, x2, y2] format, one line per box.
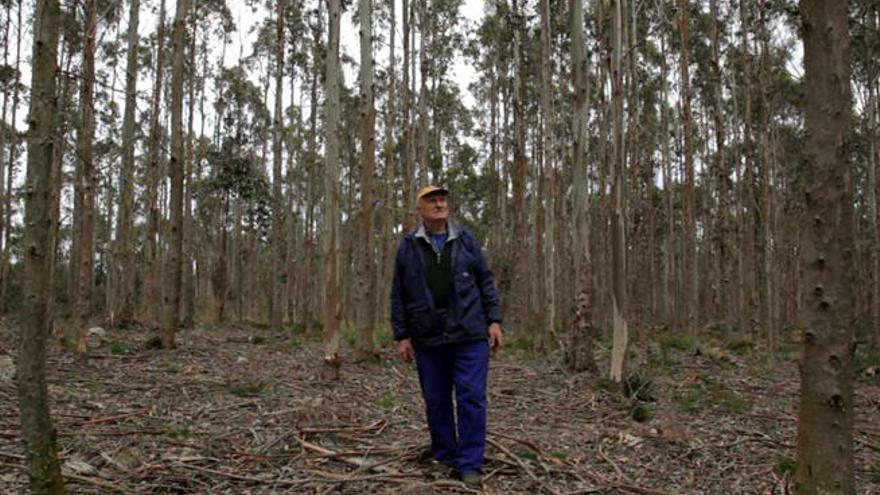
[459, 471, 482, 487]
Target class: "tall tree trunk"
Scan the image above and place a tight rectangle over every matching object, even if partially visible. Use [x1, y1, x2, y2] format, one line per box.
[758, 8, 774, 353]
[795, 1, 855, 492]
[378, 0, 396, 326]
[401, 0, 415, 229]
[569, 0, 595, 371]
[709, 0, 729, 323]
[162, 0, 187, 349]
[356, 0, 377, 358]
[870, 77, 880, 343]
[115, 0, 139, 325]
[183, 1, 196, 326]
[323, 0, 342, 379]
[75, 0, 98, 354]
[417, 0, 429, 184]
[511, 0, 528, 329]
[271, 0, 286, 330]
[539, 0, 555, 345]
[659, 25, 674, 325]
[0, 0, 22, 313]
[679, 0, 697, 339]
[17, 0, 65, 490]
[609, 0, 628, 383]
[0, 5, 10, 308]
[145, 0, 167, 325]
[739, 0, 757, 336]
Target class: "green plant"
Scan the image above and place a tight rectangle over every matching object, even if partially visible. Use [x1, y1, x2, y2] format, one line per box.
[229, 381, 265, 398]
[376, 393, 398, 409]
[164, 427, 193, 439]
[775, 456, 796, 476]
[110, 342, 132, 355]
[658, 333, 694, 352]
[630, 403, 651, 423]
[517, 450, 538, 461]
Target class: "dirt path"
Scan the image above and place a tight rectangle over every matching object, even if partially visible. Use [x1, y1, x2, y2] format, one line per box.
[1, 324, 878, 494]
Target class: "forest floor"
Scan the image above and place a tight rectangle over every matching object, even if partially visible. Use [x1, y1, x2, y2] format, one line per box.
[1, 322, 879, 494]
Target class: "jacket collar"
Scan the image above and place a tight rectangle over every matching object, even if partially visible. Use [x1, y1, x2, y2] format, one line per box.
[414, 221, 461, 242]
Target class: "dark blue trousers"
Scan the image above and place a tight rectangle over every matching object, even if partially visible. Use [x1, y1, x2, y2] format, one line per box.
[415, 339, 489, 474]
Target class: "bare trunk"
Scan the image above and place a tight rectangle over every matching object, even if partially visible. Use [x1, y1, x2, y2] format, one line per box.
[539, 0, 555, 345]
[609, 0, 628, 383]
[569, 0, 595, 370]
[0, 0, 21, 313]
[162, 0, 188, 349]
[795, 1, 855, 492]
[271, 0, 286, 330]
[679, 0, 697, 339]
[17, 0, 65, 490]
[183, 2, 196, 326]
[356, 0, 377, 358]
[115, 0, 139, 324]
[145, 0, 167, 325]
[323, 0, 342, 378]
[74, 0, 98, 354]
[511, 0, 528, 329]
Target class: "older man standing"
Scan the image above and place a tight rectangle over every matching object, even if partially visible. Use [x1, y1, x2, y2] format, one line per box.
[390, 185, 504, 487]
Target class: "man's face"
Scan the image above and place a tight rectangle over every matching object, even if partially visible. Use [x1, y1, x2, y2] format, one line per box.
[418, 193, 449, 223]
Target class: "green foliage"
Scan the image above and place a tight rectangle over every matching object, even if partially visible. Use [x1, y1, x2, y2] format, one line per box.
[516, 450, 538, 462]
[164, 427, 194, 439]
[375, 393, 398, 410]
[658, 333, 694, 352]
[775, 456, 796, 477]
[676, 377, 752, 415]
[630, 403, 652, 423]
[109, 342, 133, 355]
[229, 381, 265, 398]
[58, 335, 76, 353]
[725, 338, 755, 356]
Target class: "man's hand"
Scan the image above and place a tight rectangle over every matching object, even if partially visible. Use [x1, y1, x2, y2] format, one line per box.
[397, 338, 415, 362]
[488, 323, 504, 356]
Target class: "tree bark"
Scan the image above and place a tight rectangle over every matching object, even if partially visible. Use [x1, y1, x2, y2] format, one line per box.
[0, 0, 22, 313]
[356, 0, 377, 358]
[539, 0, 555, 345]
[323, 0, 342, 379]
[162, 0, 188, 349]
[17, 0, 65, 491]
[569, 0, 595, 370]
[271, 0, 286, 330]
[679, 0, 697, 339]
[145, 0, 167, 325]
[795, 1, 855, 493]
[74, 0, 98, 354]
[115, 0, 139, 325]
[609, 0, 628, 383]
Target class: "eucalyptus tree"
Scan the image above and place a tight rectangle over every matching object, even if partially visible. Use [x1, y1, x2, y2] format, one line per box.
[795, 1, 856, 492]
[113, 0, 140, 324]
[609, 0, 628, 383]
[0, 0, 22, 313]
[323, 0, 342, 378]
[569, 0, 596, 371]
[162, 0, 188, 349]
[144, 0, 167, 324]
[355, 0, 377, 358]
[271, 0, 286, 330]
[17, 0, 65, 490]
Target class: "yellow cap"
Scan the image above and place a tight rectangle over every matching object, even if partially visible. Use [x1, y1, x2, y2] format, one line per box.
[416, 185, 449, 202]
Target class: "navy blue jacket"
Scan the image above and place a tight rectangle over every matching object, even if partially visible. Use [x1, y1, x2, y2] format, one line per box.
[390, 224, 502, 348]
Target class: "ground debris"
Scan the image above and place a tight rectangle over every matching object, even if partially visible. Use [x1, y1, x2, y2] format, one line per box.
[1, 325, 878, 494]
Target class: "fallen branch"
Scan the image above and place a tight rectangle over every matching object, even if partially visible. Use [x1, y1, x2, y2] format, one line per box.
[66, 473, 141, 495]
[487, 436, 560, 495]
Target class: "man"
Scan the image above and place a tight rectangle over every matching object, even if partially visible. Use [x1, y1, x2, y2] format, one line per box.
[390, 185, 503, 487]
